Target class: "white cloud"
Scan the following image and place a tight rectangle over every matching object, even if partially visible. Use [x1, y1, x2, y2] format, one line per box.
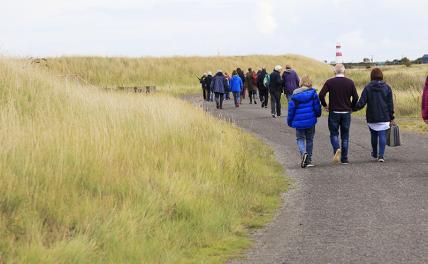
[257, 0, 277, 35]
[1, 0, 428, 61]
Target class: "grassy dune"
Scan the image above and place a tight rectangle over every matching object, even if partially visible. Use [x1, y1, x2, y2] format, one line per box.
[45, 55, 332, 94]
[45, 55, 427, 119]
[0, 58, 287, 263]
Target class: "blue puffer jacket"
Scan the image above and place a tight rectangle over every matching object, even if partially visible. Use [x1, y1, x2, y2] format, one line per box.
[229, 75, 243, 93]
[287, 87, 322, 129]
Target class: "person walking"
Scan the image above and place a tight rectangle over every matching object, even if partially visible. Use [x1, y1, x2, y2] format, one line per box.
[224, 72, 231, 100]
[205, 72, 213, 102]
[229, 70, 243, 107]
[353, 68, 395, 162]
[423, 76, 428, 124]
[199, 73, 207, 101]
[210, 70, 229, 109]
[257, 68, 269, 108]
[287, 76, 322, 168]
[237, 68, 246, 102]
[282, 65, 300, 100]
[269, 65, 284, 118]
[319, 64, 359, 164]
[246, 68, 258, 104]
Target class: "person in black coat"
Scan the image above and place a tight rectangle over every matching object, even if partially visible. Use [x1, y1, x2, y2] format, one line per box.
[198, 73, 207, 100]
[237, 68, 246, 101]
[257, 68, 269, 108]
[204, 72, 213, 102]
[354, 68, 395, 162]
[269, 65, 284, 117]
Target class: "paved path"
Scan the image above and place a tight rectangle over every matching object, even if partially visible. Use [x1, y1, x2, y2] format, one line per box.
[194, 96, 428, 264]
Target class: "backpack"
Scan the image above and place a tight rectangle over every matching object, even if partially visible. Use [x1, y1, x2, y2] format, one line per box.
[263, 73, 270, 88]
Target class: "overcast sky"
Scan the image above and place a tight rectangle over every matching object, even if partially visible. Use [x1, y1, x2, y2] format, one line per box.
[2, 0, 427, 62]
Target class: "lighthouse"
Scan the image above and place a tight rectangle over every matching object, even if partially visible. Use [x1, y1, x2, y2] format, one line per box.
[336, 42, 343, 63]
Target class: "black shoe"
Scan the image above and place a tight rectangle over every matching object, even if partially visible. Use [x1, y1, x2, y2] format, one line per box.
[371, 152, 377, 159]
[341, 159, 349, 165]
[378, 156, 385, 162]
[301, 153, 308, 168]
[254, 101, 257, 104]
[272, 114, 276, 118]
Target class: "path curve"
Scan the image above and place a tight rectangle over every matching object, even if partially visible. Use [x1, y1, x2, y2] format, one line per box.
[193, 96, 428, 264]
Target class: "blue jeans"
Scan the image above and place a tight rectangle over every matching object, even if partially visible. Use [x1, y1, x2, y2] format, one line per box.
[232, 92, 240, 106]
[296, 127, 315, 161]
[370, 128, 387, 157]
[328, 112, 351, 162]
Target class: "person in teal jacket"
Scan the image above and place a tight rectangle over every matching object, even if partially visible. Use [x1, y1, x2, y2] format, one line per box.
[287, 75, 322, 168]
[229, 70, 243, 107]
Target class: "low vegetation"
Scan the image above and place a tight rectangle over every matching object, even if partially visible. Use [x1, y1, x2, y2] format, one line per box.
[0, 58, 287, 263]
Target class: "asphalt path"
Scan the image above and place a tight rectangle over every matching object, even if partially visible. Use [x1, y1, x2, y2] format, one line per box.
[192, 95, 428, 264]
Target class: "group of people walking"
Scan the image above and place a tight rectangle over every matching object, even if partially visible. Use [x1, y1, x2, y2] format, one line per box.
[199, 63, 428, 168]
[199, 65, 300, 115]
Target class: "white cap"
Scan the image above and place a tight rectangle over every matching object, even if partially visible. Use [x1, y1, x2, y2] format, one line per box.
[207, 71, 212, 75]
[274, 65, 282, 71]
[217, 69, 223, 73]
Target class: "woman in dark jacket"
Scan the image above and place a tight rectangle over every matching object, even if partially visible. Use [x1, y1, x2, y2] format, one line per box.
[422, 76, 428, 124]
[354, 68, 395, 162]
[246, 68, 258, 104]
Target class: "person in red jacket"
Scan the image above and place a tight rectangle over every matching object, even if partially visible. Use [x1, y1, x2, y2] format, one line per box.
[423, 76, 428, 124]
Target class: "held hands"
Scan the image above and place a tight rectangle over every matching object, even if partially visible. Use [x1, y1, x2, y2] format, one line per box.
[324, 106, 329, 112]
[390, 120, 396, 126]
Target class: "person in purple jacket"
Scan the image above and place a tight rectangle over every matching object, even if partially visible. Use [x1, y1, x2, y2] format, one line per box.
[282, 65, 300, 100]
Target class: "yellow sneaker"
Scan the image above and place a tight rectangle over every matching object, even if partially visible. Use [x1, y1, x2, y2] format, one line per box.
[333, 149, 341, 163]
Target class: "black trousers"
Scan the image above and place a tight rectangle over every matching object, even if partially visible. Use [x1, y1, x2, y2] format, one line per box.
[214, 92, 224, 109]
[249, 90, 257, 103]
[202, 88, 207, 100]
[270, 91, 282, 116]
[259, 89, 269, 107]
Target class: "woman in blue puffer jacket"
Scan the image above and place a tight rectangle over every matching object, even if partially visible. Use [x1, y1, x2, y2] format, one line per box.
[229, 70, 243, 107]
[287, 75, 322, 168]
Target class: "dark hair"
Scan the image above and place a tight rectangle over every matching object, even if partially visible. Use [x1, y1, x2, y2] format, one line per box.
[371, 68, 383, 81]
[232, 70, 237, 75]
[248, 68, 252, 72]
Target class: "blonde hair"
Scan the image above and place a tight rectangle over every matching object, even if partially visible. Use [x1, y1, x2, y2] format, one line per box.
[300, 75, 313, 87]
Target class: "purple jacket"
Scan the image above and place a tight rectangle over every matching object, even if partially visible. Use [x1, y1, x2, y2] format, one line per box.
[423, 76, 428, 121]
[282, 70, 300, 95]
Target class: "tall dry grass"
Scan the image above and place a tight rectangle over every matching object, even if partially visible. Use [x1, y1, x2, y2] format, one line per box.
[0, 58, 287, 263]
[45, 54, 333, 94]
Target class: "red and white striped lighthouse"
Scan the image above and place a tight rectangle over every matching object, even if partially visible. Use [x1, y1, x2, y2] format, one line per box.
[336, 42, 343, 63]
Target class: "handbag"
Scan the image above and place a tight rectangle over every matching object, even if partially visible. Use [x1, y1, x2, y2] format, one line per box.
[387, 124, 401, 147]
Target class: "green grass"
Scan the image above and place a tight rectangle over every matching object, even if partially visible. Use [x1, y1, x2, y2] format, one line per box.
[0, 58, 288, 263]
